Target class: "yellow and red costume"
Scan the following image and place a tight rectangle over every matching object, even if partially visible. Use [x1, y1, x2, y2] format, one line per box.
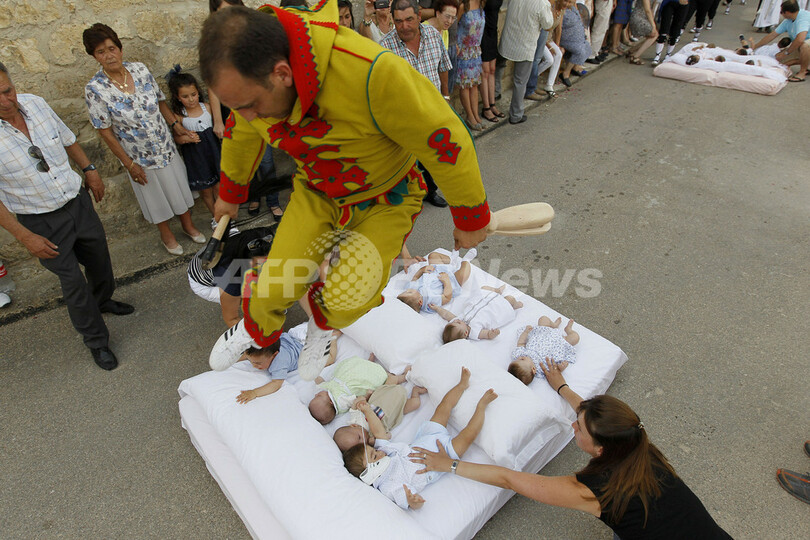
[220, 0, 490, 346]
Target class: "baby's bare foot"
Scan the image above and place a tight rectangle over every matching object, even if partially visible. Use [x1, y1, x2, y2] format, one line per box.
[412, 385, 428, 396]
[553, 316, 562, 328]
[478, 388, 498, 407]
[564, 319, 574, 333]
[495, 284, 506, 294]
[513, 300, 523, 309]
[459, 367, 471, 388]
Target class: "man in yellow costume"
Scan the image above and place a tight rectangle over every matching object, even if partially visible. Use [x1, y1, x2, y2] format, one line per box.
[201, 1, 490, 379]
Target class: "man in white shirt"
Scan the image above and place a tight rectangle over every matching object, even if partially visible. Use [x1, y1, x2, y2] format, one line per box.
[0, 63, 132, 370]
[498, 0, 554, 124]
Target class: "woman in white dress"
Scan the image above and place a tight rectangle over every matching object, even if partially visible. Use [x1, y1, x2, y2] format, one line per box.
[83, 23, 205, 255]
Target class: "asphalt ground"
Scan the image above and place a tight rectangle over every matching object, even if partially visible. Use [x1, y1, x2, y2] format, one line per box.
[1, 7, 808, 539]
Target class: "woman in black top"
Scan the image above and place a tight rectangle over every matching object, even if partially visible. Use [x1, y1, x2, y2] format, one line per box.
[411, 360, 732, 539]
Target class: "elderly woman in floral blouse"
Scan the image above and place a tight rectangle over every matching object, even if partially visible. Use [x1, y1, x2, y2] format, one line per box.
[82, 23, 205, 255]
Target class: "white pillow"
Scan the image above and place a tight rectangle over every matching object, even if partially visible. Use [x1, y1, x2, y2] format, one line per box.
[178, 369, 435, 540]
[409, 340, 567, 469]
[342, 298, 440, 374]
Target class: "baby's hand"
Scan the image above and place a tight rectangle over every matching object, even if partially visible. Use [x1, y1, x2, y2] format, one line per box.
[236, 389, 256, 404]
[356, 398, 370, 411]
[428, 303, 439, 311]
[404, 485, 425, 509]
[485, 328, 500, 340]
[402, 365, 412, 377]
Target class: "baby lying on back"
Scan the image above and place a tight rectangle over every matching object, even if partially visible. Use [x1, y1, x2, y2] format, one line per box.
[508, 316, 580, 385]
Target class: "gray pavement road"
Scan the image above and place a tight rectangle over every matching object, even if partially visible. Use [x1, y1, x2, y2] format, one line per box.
[2, 9, 809, 539]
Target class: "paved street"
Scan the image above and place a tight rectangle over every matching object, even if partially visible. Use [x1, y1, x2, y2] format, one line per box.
[1, 9, 808, 539]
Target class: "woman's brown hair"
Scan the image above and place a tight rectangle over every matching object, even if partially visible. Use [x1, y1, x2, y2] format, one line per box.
[82, 23, 122, 56]
[577, 395, 676, 525]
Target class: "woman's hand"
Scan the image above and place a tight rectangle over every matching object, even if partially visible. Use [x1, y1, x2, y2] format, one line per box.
[175, 133, 199, 145]
[539, 357, 569, 392]
[364, 0, 376, 18]
[129, 162, 148, 185]
[172, 122, 198, 141]
[410, 441, 453, 473]
[213, 120, 225, 139]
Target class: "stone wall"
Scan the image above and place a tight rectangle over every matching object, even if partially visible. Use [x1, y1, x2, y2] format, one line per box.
[0, 0, 276, 261]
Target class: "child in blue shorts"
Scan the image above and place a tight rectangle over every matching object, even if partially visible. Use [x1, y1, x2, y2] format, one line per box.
[342, 367, 497, 509]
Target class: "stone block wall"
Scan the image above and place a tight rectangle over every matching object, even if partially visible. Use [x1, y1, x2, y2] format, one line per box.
[0, 0, 274, 261]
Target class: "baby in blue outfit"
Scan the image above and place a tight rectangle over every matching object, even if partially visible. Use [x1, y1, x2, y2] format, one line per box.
[397, 249, 475, 314]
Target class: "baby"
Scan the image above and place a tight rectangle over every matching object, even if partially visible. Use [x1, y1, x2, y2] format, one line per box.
[342, 368, 497, 509]
[739, 36, 791, 58]
[397, 249, 475, 313]
[431, 284, 523, 343]
[507, 316, 580, 385]
[309, 355, 410, 425]
[333, 385, 427, 452]
[235, 327, 340, 404]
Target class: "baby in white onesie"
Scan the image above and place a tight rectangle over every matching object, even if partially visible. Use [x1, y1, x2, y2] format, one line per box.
[431, 284, 523, 343]
[342, 368, 496, 509]
[507, 316, 580, 385]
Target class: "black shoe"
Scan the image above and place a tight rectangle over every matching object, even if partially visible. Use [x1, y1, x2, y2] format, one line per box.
[508, 115, 528, 125]
[90, 347, 118, 370]
[100, 300, 134, 315]
[247, 201, 261, 216]
[424, 191, 448, 208]
[559, 75, 573, 87]
[596, 51, 609, 62]
[776, 469, 810, 505]
[585, 57, 602, 65]
[495, 93, 502, 101]
[804, 440, 810, 458]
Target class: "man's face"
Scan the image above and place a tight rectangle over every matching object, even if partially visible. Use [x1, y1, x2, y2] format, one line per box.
[393, 7, 420, 43]
[210, 64, 296, 122]
[0, 73, 19, 121]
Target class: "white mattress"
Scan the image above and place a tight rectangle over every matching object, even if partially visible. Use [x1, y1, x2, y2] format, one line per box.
[178, 259, 628, 539]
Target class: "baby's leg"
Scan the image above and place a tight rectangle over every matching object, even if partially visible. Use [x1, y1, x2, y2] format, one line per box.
[454, 261, 471, 287]
[427, 251, 452, 265]
[504, 295, 523, 309]
[563, 319, 580, 346]
[451, 389, 498, 457]
[537, 315, 554, 327]
[404, 386, 427, 414]
[481, 284, 506, 295]
[385, 365, 412, 385]
[429, 367, 471, 427]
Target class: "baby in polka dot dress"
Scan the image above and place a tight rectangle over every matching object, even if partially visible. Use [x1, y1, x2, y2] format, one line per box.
[507, 316, 580, 385]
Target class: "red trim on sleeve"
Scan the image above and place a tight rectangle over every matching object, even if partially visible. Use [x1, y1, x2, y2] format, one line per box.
[450, 201, 491, 232]
[219, 171, 249, 204]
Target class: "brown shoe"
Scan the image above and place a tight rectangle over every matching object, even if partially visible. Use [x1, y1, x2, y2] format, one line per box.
[525, 92, 546, 101]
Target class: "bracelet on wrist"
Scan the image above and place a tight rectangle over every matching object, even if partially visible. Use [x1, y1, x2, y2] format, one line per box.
[556, 383, 569, 395]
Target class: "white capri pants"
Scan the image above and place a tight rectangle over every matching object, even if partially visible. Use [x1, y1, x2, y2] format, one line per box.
[537, 42, 563, 90]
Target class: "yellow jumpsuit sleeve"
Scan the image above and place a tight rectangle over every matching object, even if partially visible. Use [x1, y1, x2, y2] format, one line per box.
[218, 111, 268, 204]
[366, 51, 491, 232]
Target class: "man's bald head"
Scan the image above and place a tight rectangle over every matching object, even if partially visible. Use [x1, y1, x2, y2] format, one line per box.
[199, 6, 290, 88]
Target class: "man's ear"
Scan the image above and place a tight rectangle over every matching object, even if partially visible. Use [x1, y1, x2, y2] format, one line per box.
[273, 60, 294, 87]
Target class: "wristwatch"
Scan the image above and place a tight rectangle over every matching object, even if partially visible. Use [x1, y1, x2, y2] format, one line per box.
[82, 164, 97, 173]
[450, 460, 459, 474]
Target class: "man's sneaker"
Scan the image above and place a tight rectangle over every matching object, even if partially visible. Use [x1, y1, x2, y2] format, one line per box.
[724, 5, 731, 13]
[297, 316, 335, 381]
[209, 319, 257, 371]
[689, 26, 698, 33]
[776, 469, 810, 505]
[707, 19, 713, 29]
[651, 55, 661, 66]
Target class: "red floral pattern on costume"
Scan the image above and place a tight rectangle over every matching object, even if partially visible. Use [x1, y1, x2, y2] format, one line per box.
[223, 112, 235, 139]
[450, 200, 491, 231]
[267, 106, 370, 198]
[427, 128, 461, 165]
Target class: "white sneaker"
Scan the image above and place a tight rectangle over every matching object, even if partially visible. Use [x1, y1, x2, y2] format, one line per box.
[689, 26, 698, 33]
[0, 292, 10, 308]
[297, 316, 335, 381]
[209, 319, 258, 371]
[651, 55, 661, 66]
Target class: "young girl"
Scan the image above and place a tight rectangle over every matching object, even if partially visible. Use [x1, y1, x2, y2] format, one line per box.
[167, 67, 220, 218]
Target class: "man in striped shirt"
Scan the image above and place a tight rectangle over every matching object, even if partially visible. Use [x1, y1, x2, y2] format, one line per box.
[0, 63, 132, 370]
